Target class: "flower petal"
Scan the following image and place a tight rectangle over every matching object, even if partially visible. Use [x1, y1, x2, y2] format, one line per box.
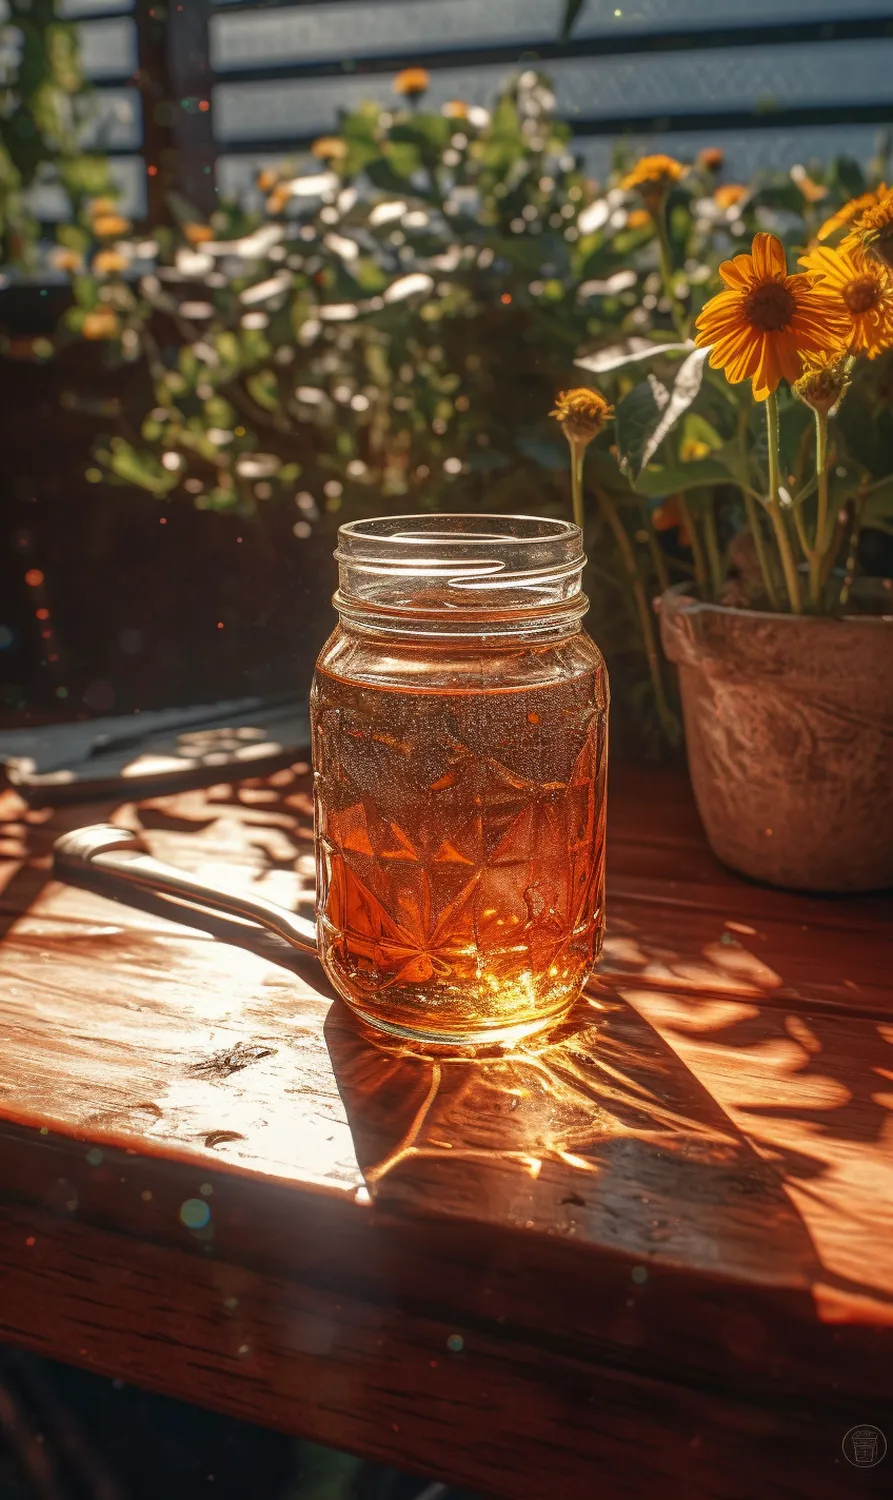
[751, 232, 787, 281]
[718, 254, 757, 290]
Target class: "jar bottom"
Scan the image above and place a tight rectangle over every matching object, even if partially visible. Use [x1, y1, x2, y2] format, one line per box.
[341, 990, 582, 1048]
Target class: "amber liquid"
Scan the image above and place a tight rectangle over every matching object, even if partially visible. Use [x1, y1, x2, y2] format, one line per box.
[312, 659, 607, 1043]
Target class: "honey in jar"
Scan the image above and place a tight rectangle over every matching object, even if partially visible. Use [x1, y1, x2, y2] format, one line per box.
[311, 515, 608, 1044]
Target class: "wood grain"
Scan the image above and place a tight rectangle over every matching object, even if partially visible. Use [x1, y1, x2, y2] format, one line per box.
[0, 762, 891, 1497]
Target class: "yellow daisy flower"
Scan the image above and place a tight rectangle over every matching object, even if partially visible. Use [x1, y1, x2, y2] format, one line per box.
[818, 183, 888, 242]
[92, 249, 128, 275]
[792, 349, 851, 415]
[800, 242, 893, 358]
[92, 214, 130, 238]
[694, 232, 851, 402]
[842, 185, 893, 270]
[82, 308, 120, 340]
[393, 68, 430, 98]
[790, 164, 828, 204]
[550, 388, 614, 450]
[713, 183, 748, 211]
[311, 136, 348, 161]
[620, 154, 686, 209]
[51, 247, 83, 273]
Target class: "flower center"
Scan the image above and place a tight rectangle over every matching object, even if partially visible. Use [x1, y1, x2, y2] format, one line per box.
[844, 275, 880, 315]
[744, 280, 795, 332]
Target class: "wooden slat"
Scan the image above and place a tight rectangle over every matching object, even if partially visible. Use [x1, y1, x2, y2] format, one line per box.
[0, 763, 891, 1493]
[0, 1199, 863, 1500]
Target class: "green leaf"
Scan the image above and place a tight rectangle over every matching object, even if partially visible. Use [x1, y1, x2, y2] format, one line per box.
[71, 275, 99, 309]
[681, 411, 724, 453]
[380, 141, 422, 179]
[862, 476, 893, 533]
[575, 338, 694, 375]
[836, 391, 893, 478]
[390, 116, 450, 153]
[615, 348, 709, 482]
[246, 369, 280, 412]
[103, 440, 176, 496]
[632, 456, 734, 499]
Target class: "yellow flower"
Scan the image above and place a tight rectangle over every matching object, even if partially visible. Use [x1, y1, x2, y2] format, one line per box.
[620, 154, 686, 209]
[842, 185, 893, 271]
[790, 164, 828, 204]
[694, 232, 851, 402]
[256, 167, 279, 192]
[550, 388, 614, 450]
[184, 223, 214, 245]
[792, 349, 851, 415]
[698, 147, 724, 172]
[818, 184, 887, 242]
[442, 100, 469, 120]
[51, 247, 83, 273]
[82, 308, 120, 340]
[713, 183, 748, 211]
[311, 136, 348, 161]
[393, 67, 430, 98]
[626, 208, 652, 230]
[680, 437, 711, 462]
[266, 187, 291, 214]
[92, 214, 130, 238]
[88, 196, 118, 218]
[92, 249, 128, 275]
[800, 242, 893, 358]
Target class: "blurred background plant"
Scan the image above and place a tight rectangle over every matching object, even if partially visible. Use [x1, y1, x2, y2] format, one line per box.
[0, 0, 116, 273]
[45, 62, 891, 748]
[2, 0, 892, 747]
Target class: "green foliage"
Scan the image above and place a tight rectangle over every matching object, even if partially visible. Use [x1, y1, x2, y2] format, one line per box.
[19, 43, 893, 741]
[0, 0, 116, 269]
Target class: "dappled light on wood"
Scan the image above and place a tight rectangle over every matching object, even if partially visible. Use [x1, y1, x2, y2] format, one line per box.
[0, 760, 892, 1497]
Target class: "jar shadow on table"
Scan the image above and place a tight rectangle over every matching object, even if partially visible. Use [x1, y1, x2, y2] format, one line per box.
[322, 984, 823, 1290]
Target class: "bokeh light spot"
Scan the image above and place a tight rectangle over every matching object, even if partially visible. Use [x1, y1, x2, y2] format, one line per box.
[180, 1198, 211, 1229]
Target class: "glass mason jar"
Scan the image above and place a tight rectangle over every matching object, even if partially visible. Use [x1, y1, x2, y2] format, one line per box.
[311, 514, 609, 1045]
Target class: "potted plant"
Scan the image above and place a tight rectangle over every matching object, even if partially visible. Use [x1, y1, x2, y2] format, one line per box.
[557, 162, 893, 892]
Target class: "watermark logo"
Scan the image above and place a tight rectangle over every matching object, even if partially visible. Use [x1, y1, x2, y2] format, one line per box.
[842, 1425, 887, 1468]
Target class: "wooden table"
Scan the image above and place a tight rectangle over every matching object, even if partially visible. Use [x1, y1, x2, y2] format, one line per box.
[0, 762, 891, 1499]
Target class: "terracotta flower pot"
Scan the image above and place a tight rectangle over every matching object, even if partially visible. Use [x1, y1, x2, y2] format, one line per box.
[659, 584, 893, 893]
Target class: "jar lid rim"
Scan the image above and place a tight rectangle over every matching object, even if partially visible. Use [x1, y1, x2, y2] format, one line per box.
[338, 513, 581, 548]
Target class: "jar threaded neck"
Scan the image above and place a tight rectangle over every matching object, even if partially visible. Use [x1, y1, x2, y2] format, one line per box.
[334, 514, 587, 638]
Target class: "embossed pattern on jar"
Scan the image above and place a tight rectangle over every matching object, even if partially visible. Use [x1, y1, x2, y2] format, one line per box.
[311, 515, 609, 1044]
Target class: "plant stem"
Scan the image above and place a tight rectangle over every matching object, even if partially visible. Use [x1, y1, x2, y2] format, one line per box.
[570, 442, 585, 534]
[654, 199, 687, 338]
[594, 481, 679, 742]
[703, 495, 724, 598]
[765, 391, 802, 614]
[839, 484, 866, 610]
[809, 409, 829, 611]
[640, 505, 670, 594]
[742, 489, 779, 609]
[677, 492, 708, 595]
[791, 500, 813, 565]
[737, 397, 779, 608]
[819, 500, 851, 592]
